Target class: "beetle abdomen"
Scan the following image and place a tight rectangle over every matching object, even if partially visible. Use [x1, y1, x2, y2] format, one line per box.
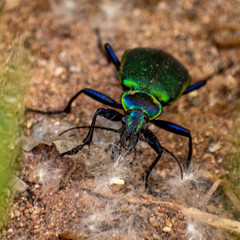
[119, 48, 191, 104]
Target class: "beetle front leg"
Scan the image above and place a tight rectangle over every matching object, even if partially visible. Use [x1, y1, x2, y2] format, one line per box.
[142, 128, 183, 195]
[61, 108, 123, 157]
[151, 120, 192, 169]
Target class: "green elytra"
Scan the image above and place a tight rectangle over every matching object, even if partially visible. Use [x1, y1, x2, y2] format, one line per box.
[120, 48, 191, 122]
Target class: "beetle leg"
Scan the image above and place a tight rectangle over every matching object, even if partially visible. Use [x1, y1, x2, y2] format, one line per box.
[141, 128, 163, 193]
[184, 61, 233, 94]
[142, 128, 183, 195]
[151, 120, 192, 169]
[183, 81, 207, 94]
[123, 147, 136, 163]
[27, 88, 122, 114]
[111, 142, 116, 160]
[111, 141, 121, 160]
[104, 43, 121, 71]
[59, 125, 121, 137]
[61, 108, 123, 157]
[129, 147, 137, 165]
[94, 28, 112, 63]
[118, 143, 123, 156]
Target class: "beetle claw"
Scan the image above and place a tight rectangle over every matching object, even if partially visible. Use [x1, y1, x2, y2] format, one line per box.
[60, 143, 87, 157]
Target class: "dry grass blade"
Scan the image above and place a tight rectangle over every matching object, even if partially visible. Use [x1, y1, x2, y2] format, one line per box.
[123, 196, 240, 234]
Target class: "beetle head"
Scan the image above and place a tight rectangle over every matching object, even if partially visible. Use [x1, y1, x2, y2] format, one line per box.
[120, 110, 147, 150]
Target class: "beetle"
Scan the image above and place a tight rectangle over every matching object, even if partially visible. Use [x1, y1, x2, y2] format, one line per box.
[28, 43, 227, 193]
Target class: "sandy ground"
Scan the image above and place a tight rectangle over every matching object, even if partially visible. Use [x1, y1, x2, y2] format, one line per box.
[1, 0, 240, 239]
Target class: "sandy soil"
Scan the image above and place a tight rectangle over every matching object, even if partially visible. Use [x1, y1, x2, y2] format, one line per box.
[1, 0, 240, 239]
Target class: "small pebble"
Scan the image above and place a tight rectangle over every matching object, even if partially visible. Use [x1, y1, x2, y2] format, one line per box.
[18, 222, 24, 228]
[54, 67, 65, 76]
[26, 203, 33, 208]
[208, 142, 221, 153]
[110, 177, 125, 185]
[163, 226, 172, 232]
[7, 228, 13, 233]
[11, 177, 28, 192]
[24, 209, 29, 215]
[15, 210, 21, 218]
[31, 215, 39, 223]
[33, 209, 41, 215]
[188, 90, 198, 98]
[165, 219, 172, 228]
[32, 228, 41, 234]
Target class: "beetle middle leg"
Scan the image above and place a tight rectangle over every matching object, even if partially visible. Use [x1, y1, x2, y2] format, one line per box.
[27, 88, 122, 115]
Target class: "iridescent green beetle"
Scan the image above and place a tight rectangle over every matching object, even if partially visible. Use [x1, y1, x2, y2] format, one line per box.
[28, 43, 210, 193]
[119, 48, 191, 146]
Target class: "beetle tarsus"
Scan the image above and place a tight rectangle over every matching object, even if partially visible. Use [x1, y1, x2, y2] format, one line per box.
[60, 144, 86, 157]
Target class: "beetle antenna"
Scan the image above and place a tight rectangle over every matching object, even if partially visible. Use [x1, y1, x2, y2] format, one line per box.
[162, 146, 183, 179]
[59, 125, 123, 136]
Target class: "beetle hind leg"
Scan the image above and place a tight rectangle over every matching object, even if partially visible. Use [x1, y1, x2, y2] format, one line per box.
[183, 61, 233, 94]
